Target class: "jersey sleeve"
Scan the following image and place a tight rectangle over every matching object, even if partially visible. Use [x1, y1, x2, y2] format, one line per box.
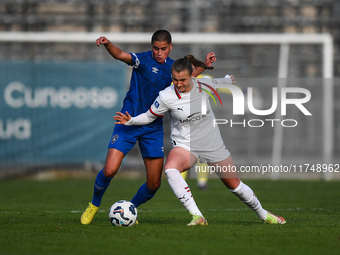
[149, 90, 170, 117]
[125, 110, 157, 126]
[212, 75, 233, 86]
[128, 52, 141, 68]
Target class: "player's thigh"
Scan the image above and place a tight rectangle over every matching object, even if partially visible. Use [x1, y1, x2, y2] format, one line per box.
[105, 125, 140, 177]
[164, 146, 197, 172]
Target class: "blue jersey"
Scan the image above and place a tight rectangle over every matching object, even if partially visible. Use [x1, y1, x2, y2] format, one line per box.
[120, 51, 174, 127]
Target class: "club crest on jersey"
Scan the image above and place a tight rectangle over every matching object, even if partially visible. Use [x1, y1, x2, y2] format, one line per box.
[154, 101, 160, 108]
[152, 67, 158, 74]
[111, 134, 119, 144]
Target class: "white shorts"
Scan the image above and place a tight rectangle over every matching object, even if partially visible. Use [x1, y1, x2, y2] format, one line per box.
[173, 142, 230, 164]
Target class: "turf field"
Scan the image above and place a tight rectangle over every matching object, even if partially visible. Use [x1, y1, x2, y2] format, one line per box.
[0, 177, 339, 255]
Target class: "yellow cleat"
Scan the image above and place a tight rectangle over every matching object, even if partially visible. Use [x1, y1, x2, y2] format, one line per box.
[187, 213, 208, 226]
[264, 211, 286, 224]
[81, 202, 99, 225]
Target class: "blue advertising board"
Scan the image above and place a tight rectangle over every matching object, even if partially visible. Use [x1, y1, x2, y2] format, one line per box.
[0, 61, 127, 166]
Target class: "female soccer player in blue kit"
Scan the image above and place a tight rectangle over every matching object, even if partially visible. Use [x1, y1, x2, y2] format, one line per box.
[81, 30, 216, 224]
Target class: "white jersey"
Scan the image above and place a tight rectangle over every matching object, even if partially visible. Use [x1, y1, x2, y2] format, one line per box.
[149, 77, 232, 151]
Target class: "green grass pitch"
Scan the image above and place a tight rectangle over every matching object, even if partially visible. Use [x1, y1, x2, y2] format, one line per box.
[0, 177, 339, 255]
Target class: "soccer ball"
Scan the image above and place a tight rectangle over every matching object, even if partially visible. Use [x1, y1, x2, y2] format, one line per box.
[108, 200, 138, 227]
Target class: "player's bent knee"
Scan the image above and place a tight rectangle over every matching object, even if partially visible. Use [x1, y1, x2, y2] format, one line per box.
[164, 164, 185, 172]
[147, 181, 161, 191]
[103, 167, 119, 178]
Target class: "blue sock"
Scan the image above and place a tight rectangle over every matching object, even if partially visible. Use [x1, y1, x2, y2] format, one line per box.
[91, 169, 113, 207]
[130, 183, 156, 208]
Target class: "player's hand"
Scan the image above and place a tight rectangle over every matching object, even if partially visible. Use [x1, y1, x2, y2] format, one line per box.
[225, 74, 236, 84]
[204, 52, 217, 67]
[114, 111, 132, 125]
[96, 36, 110, 47]
[230, 75, 236, 84]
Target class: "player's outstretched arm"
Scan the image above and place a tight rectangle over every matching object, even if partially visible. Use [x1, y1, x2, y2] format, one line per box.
[114, 110, 157, 126]
[212, 75, 236, 86]
[96, 36, 133, 64]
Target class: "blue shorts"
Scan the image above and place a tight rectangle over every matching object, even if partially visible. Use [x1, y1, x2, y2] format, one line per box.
[108, 124, 164, 158]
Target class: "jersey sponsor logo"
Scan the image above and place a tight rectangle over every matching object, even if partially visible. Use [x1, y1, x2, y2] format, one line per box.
[177, 106, 183, 111]
[111, 134, 119, 144]
[179, 110, 210, 123]
[154, 101, 160, 108]
[152, 67, 159, 74]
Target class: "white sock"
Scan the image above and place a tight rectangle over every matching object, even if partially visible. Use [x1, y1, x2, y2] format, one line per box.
[230, 181, 267, 221]
[165, 168, 203, 217]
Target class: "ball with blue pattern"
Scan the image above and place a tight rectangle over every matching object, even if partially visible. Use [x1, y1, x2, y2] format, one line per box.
[109, 200, 138, 227]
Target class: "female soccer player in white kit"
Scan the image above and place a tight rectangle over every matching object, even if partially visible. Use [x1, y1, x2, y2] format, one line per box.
[115, 56, 286, 226]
